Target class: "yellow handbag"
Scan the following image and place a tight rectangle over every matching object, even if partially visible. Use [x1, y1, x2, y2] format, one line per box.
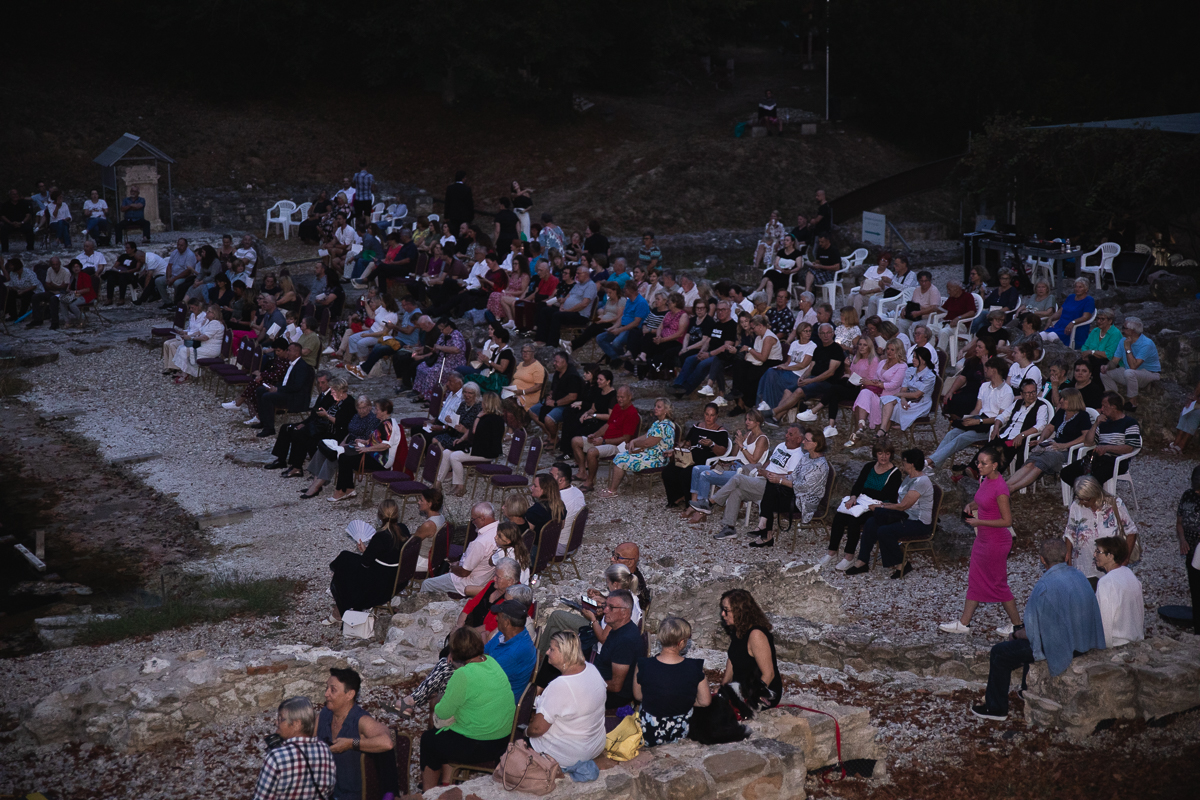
[603, 713, 643, 762]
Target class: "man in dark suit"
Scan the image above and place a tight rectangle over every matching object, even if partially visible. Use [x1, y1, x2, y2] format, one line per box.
[443, 170, 474, 233]
[255, 342, 316, 437]
[265, 371, 332, 470]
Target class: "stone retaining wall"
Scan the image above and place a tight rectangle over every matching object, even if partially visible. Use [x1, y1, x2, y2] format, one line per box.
[1023, 636, 1200, 740]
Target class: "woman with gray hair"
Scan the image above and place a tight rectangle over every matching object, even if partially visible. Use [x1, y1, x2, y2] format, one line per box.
[1100, 316, 1161, 412]
[434, 381, 481, 452]
[1025, 278, 1056, 320]
[633, 617, 711, 746]
[974, 268, 1019, 334]
[296, 379, 360, 493]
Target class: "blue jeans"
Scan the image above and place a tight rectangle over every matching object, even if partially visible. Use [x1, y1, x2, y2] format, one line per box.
[51, 220, 71, 248]
[691, 466, 736, 499]
[85, 218, 107, 239]
[361, 343, 397, 374]
[757, 368, 800, 409]
[530, 403, 564, 424]
[984, 638, 1034, 714]
[597, 330, 631, 360]
[928, 426, 989, 469]
[674, 353, 730, 392]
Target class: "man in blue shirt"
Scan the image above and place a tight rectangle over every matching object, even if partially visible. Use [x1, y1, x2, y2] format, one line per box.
[115, 186, 151, 244]
[1100, 316, 1160, 414]
[597, 281, 648, 367]
[351, 162, 374, 223]
[590, 589, 642, 709]
[486, 600, 538, 702]
[973, 538, 1106, 721]
[535, 265, 597, 346]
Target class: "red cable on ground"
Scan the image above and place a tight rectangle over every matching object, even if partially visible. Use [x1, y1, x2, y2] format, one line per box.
[777, 703, 846, 781]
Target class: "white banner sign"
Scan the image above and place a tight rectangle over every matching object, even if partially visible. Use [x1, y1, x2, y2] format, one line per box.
[862, 211, 886, 247]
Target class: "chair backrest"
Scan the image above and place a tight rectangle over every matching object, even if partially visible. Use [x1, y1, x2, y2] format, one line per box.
[219, 327, 234, 359]
[389, 535, 422, 597]
[510, 682, 539, 741]
[416, 251, 430, 275]
[929, 484, 944, 537]
[522, 436, 543, 476]
[295, 202, 312, 220]
[172, 305, 187, 328]
[929, 376, 944, 415]
[403, 434, 425, 477]
[561, 505, 588, 558]
[520, 524, 537, 556]
[426, 212, 439, 222]
[935, 348, 948, 379]
[1099, 242, 1121, 264]
[428, 386, 444, 420]
[236, 339, 255, 370]
[814, 466, 836, 519]
[532, 520, 562, 577]
[503, 428, 527, 468]
[851, 247, 868, 266]
[420, 441, 444, 484]
[426, 522, 452, 577]
[361, 728, 412, 799]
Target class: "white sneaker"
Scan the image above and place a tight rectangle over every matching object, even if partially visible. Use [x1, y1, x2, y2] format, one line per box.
[996, 623, 1015, 636]
[796, 409, 818, 422]
[938, 621, 972, 634]
[558, 339, 573, 355]
[756, 401, 772, 412]
[243, 416, 260, 426]
[835, 558, 854, 571]
[823, 425, 839, 438]
[817, 554, 833, 568]
[503, 320, 517, 331]
[221, 401, 239, 410]
[697, 385, 715, 396]
[322, 346, 336, 355]
[713, 395, 728, 407]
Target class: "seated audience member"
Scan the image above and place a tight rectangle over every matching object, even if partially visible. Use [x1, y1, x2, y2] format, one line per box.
[61, 259, 97, 325]
[3, 258, 42, 320]
[899, 270, 942, 329]
[796, 333, 875, 437]
[264, 373, 333, 473]
[598, 398, 676, 498]
[484, 597, 538, 701]
[1064, 475, 1139, 588]
[325, 499, 408, 625]
[535, 264, 598, 347]
[558, 365, 614, 458]
[574, 385, 639, 492]
[297, 385, 367, 496]
[457, 558, 524, 636]
[252, 698, 335, 800]
[1059, 392, 1140, 489]
[252, 341, 316, 438]
[114, 187, 151, 243]
[1003, 311, 1043, 359]
[633, 617, 711, 746]
[224, 338, 292, 425]
[719, 589, 782, 710]
[973, 268, 1020, 333]
[961, 378, 1052, 479]
[851, 252, 894, 316]
[749, 427, 830, 547]
[1006, 388, 1091, 493]
[528, 631, 608, 769]
[1079, 308, 1122, 375]
[662, 403, 729, 508]
[421, 502, 500, 596]
[1166, 381, 1200, 455]
[972, 539, 1105, 721]
[941, 339, 990, 418]
[439, 390, 505, 496]
[530, 352, 582, 446]
[1024, 279, 1056, 321]
[806, 235, 840, 293]
[171, 304, 225, 384]
[596, 280, 647, 366]
[966, 265, 988, 296]
[967, 310, 1012, 357]
[589, 589, 642, 709]
[546, 462, 587, 555]
[844, 448, 935, 579]
[1178, 468, 1200, 635]
[1006, 341, 1042, 391]
[433, 379, 480, 452]
[316, 668, 396, 800]
[526, 474, 566, 536]
[160, 298, 205, 376]
[878, 347, 937, 436]
[27, 255, 71, 329]
[326, 399, 402, 500]
[419, 628, 516, 791]
[672, 301, 739, 398]
[491, 520, 532, 584]
[833, 306, 862, 352]
[764, 288, 795, 335]
[640, 292, 691, 375]
[845, 338, 907, 446]
[872, 253, 918, 317]
[827, 440, 903, 570]
[726, 315, 783, 415]
[907, 323, 940, 372]
[927, 357, 1014, 470]
[785, 292, 819, 345]
[1041, 278, 1094, 347]
[536, 544, 651, 658]
[412, 318, 466, 402]
[769, 323, 844, 426]
[1093, 535, 1144, 648]
[408, 487, 446, 573]
[1100, 316, 1160, 413]
[704, 424, 806, 540]
[757, 322, 816, 415]
[929, 281, 978, 351]
[0, 189, 36, 253]
[685, 412, 771, 523]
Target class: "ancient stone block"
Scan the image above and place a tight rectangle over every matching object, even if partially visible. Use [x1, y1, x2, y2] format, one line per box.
[247, 664, 290, 676]
[637, 757, 714, 800]
[703, 749, 767, 783]
[741, 774, 785, 800]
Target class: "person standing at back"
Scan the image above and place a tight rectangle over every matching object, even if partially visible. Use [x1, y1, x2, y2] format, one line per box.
[351, 162, 375, 223]
[444, 170, 475, 232]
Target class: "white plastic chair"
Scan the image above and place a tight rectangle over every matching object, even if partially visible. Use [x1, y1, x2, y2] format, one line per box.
[384, 204, 410, 234]
[849, 247, 868, 267]
[821, 257, 853, 308]
[877, 285, 915, 319]
[707, 445, 771, 525]
[1080, 243, 1120, 289]
[1134, 243, 1151, 254]
[1106, 447, 1140, 510]
[265, 200, 297, 240]
[948, 293, 984, 364]
[428, 213, 440, 223]
[1069, 310, 1095, 349]
[370, 202, 386, 223]
[295, 202, 312, 225]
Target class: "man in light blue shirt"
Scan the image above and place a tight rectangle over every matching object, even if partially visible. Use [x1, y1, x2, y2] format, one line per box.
[597, 281, 648, 365]
[1100, 315, 1160, 413]
[973, 538, 1105, 721]
[484, 599, 538, 702]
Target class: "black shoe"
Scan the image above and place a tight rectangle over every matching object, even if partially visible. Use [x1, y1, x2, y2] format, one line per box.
[256, 428, 275, 438]
[49, 322, 59, 330]
[970, 704, 1007, 721]
[1124, 401, 1138, 413]
[889, 563, 914, 579]
[300, 487, 323, 499]
[749, 536, 775, 548]
[280, 469, 304, 478]
[262, 460, 287, 470]
[844, 564, 870, 575]
[25, 320, 42, 329]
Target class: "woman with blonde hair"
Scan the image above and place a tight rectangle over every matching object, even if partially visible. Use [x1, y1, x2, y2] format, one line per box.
[326, 498, 409, 624]
[598, 398, 676, 498]
[439, 390, 506, 496]
[633, 616, 711, 746]
[1064, 475, 1139, 588]
[847, 337, 907, 447]
[1005, 387, 1091, 492]
[527, 631, 607, 772]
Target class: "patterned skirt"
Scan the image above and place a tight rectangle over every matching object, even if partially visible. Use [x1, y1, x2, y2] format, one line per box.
[641, 708, 692, 747]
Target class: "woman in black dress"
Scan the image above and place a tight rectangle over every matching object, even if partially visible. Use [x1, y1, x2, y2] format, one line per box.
[326, 498, 410, 624]
[559, 366, 616, 457]
[661, 403, 729, 508]
[719, 589, 781, 710]
[633, 616, 711, 746]
[942, 338, 993, 418]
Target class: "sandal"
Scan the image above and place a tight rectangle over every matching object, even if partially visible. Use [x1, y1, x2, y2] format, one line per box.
[394, 696, 416, 718]
[595, 488, 618, 499]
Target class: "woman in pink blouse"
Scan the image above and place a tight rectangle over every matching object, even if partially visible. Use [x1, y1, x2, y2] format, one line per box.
[847, 338, 908, 447]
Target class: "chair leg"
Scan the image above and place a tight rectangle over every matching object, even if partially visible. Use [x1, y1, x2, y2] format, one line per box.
[570, 557, 581, 580]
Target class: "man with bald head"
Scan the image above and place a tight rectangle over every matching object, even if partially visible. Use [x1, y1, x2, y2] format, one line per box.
[420, 502, 499, 597]
[573, 385, 640, 492]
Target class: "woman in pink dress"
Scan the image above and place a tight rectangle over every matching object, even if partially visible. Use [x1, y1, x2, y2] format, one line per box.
[939, 446, 1022, 635]
[846, 338, 907, 447]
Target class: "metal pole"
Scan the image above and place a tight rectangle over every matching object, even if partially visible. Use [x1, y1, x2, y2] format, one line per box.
[825, 0, 830, 120]
[167, 163, 174, 232]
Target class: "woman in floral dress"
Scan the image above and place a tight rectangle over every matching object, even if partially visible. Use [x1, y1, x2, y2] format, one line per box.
[597, 398, 676, 498]
[413, 318, 467, 401]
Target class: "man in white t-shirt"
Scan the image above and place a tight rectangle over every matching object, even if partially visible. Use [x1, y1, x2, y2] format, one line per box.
[728, 284, 754, 316]
[75, 239, 107, 274]
[703, 424, 806, 537]
[82, 190, 109, 242]
[233, 234, 258, 276]
[420, 502, 499, 595]
[1094, 536, 1144, 648]
[679, 273, 700, 308]
[551, 462, 587, 555]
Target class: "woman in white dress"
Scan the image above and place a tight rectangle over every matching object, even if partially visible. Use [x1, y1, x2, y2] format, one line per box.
[172, 304, 224, 383]
[879, 346, 937, 434]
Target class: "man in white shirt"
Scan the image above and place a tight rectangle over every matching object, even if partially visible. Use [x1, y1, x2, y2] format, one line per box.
[421, 502, 500, 595]
[82, 190, 109, 242]
[27, 256, 71, 329]
[551, 462, 587, 555]
[337, 177, 356, 207]
[679, 273, 700, 308]
[702, 425, 807, 538]
[1094, 536, 1144, 648]
[462, 247, 489, 290]
[76, 239, 107, 274]
[927, 357, 1014, 469]
[323, 213, 360, 277]
[728, 284, 754, 316]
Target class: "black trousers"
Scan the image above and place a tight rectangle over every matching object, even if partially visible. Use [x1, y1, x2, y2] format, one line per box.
[829, 512, 868, 554]
[30, 293, 61, 325]
[336, 451, 383, 490]
[105, 270, 138, 301]
[256, 390, 302, 432]
[5, 289, 34, 319]
[115, 218, 151, 242]
[661, 463, 696, 506]
[758, 482, 796, 530]
[1060, 454, 1121, 488]
[272, 422, 325, 468]
[1188, 545, 1200, 635]
[0, 220, 35, 251]
[535, 308, 589, 345]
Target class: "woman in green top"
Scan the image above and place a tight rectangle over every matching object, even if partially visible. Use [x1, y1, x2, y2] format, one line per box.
[419, 627, 516, 790]
[1079, 308, 1121, 374]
